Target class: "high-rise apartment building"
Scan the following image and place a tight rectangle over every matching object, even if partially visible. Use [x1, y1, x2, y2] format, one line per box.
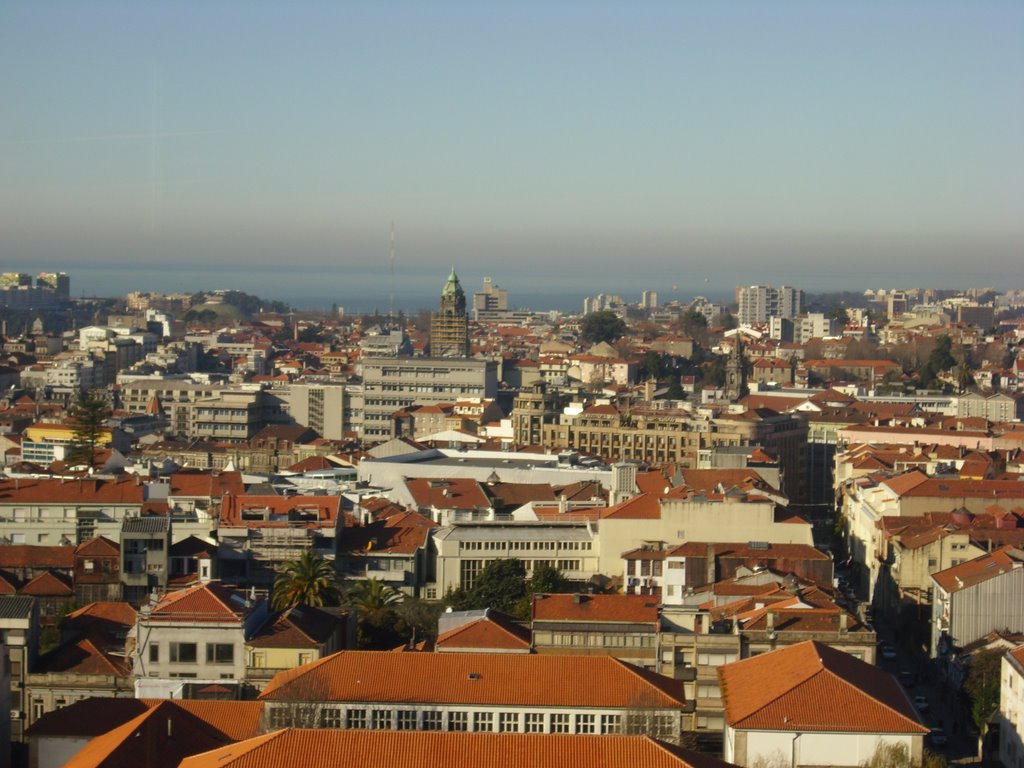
[736, 285, 803, 325]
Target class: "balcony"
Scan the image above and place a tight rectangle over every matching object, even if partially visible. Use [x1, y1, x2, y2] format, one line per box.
[675, 666, 697, 682]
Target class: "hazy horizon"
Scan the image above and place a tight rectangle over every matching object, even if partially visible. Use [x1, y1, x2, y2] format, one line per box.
[3, 1, 1022, 298]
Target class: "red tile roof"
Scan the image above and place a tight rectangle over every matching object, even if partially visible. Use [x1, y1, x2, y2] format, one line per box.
[148, 582, 251, 623]
[19, 569, 73, 596]
[180, 730, 732, 768]
[0, 477, 145, 505]
[931, 545, 1023, 593]
[64, 699, 251, 768]
[168, 470, 245, 498]
[601, 493, 662, 520]
[75, 536, 120, 557]
[719, 641, 927, 734]
[532, 593, 659, 624]
[35, 634, 130, 676]
[259, 651, 686, 709]
[406, 477, 491, 510]
[435, 611, 532, 653]
[219, 494, 342, 528]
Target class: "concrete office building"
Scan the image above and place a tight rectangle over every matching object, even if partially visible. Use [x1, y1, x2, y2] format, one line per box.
[360, 357, 497, 441]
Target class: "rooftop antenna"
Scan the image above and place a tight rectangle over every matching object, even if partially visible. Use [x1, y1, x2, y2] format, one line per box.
[389, 222, 395, 329]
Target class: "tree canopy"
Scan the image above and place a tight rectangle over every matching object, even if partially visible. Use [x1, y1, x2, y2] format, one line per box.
[445, 560, 571, 619]
[271, 551, 341, 610]
[67, 390, 111, 468]
[580, 310, 627, 344]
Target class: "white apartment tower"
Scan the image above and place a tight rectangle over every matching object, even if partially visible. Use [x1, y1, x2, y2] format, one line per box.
[737, 285, 803, 325]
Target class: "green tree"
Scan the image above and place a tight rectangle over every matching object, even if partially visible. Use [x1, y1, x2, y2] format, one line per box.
[964, 649, 1002, 730]
[471, 559, 529, 616]
[643, 351, 664, 382]
[529, 564, 567, 595]
[829, 306, 851, 328]
[346, 578, 404, 648]
[271, 551, 341, 610]
[580, 310, 627, 344]
[66, 390, 111, 468]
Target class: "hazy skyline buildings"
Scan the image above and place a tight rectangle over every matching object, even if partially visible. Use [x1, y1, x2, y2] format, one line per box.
[2, 2, 1022, 302]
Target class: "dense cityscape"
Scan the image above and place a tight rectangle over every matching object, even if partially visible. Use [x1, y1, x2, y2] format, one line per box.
[1, 269, 1023, 767]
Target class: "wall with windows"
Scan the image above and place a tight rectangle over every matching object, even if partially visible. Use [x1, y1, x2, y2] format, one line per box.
[266, 701, 681, 742]
[132, 621, 248, 690]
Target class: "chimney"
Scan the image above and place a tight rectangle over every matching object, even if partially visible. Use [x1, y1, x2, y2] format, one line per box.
[766, 609, 775, 634]
[705, 544, 716, 586]
[839, 612, 847, 633]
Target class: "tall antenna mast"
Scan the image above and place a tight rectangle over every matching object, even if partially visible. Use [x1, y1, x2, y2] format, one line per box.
[389, 221, 395, 328]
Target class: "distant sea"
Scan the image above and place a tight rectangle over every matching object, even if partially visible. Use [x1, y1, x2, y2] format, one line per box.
[41, 262, 738, 315]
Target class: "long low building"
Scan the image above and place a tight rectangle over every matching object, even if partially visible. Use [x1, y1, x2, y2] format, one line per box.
[179, 730, 737, 768]
[259, 650, 690, 742]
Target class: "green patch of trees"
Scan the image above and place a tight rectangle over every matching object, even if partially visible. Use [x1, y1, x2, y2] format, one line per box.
[580, 310, 627, 344]
[444, 559, 572, 620]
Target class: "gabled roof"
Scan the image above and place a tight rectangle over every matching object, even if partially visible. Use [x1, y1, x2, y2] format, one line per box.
[64, 700, 240, 768]
[248, 605, 342, 649]
[147, 582, 251, 623]
[719, 640, 926, 734]
[532, 593, 659, 624]
[179, 730, 733, 768]
[75, 536, 120, 557]
[34, 634, 130, 676]
[62, 601, 137, 636]
[435, 610, 532, 653]
[260, 651, 686, 709]
[19, 569, 73, 596]
[601, 492, 662, 520]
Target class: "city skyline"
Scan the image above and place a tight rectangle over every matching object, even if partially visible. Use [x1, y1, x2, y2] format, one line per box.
[3, 1, 1022, 302]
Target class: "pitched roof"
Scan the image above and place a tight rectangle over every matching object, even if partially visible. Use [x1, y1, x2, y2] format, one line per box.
[0, 544, 75, 569]
[147, 582, 251, 623]
[931, 545, 1023, 593]
[719, 640, 927, 734]
[64, 700, 237, 768]
[62, 601, 137, 636]
[0, 477, 145, 505]
[34, 634, 131, 676]
[219, 494, 342, 528]
[601, 492, 662, 520]
[259, 651, 686, 709]
[19, 569, 74, 596]
[248, 605, 342, 649]
[532, 593, 659, 624]
[405, 477, 491, 510]
[75, 536, 120, 557]
[435, 611, 532, 652]
[179, 730, 733, 768]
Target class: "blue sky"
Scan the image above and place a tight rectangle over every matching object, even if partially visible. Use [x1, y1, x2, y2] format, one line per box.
[1, 1, 1022, 308]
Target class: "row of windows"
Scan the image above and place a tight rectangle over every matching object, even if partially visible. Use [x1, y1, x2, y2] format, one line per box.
[149, 642, 234, 664]
[538, 632, 656, 648]
[460, 541, 591, 552]
[270, 706, 643, 735]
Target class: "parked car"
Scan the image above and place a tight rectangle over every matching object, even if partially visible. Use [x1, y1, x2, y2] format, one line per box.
[880, 643, 898, 661]
[899, 670, 916, 688]
[913, 695, 929, 712]
[928, 728, 948, 747]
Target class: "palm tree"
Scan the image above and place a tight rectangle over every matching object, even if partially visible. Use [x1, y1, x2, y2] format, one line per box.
[346, 579, 404, 648]
[346, 578, 403, 621]
[271, 551, 341, 610]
